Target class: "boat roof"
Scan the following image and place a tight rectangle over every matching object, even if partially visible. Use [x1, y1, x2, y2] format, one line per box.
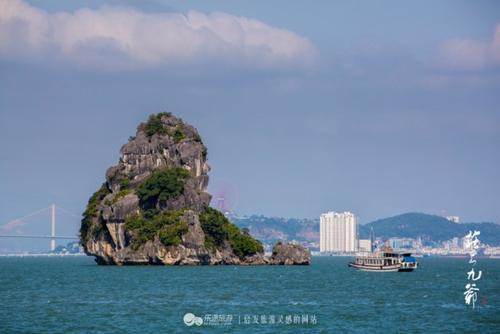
[382, 252, 399, 257]
[356, 251, 413, 258]
[403, 255, 416, 262]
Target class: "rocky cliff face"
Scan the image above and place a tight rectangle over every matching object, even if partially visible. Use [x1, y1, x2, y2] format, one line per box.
[80, 112, 310, 265]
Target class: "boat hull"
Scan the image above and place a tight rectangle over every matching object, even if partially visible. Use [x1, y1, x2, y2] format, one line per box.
[348, 262, 401, 272]
[348, 250, 418, 272]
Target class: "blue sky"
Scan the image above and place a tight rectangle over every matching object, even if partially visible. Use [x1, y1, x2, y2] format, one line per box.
[1, 0, 499, 250]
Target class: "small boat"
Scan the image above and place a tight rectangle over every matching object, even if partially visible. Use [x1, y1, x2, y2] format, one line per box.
[348, 250, 418, 272]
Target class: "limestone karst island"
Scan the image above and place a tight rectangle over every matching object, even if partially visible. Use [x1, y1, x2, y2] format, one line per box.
[80, 112, 310, 265]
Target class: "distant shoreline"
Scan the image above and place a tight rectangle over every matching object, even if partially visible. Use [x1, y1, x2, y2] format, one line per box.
[0, 253, 85, 257]
[1, 253, 498, 260]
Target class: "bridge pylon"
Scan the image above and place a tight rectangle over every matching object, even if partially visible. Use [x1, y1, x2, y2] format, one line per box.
[50, 204, 56, 251]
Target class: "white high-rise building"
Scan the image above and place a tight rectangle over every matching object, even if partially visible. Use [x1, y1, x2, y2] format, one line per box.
[446, 216, 460, 223]
[320, 211, 358, 253]
[358, 239, 372, 252]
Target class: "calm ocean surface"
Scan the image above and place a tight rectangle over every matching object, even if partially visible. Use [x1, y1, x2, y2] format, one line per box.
[0, 256, 499, 333]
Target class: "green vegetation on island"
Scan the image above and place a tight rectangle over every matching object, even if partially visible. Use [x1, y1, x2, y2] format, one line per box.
[80, 182, 111, 243]
[200, 207, 263, 258]
[173, 126, 186, 143]
[125, 210, 187, 249]
[144, 112, 188, 143]
[144, 112, 171, 137]
[137, 167, 189, 210]
[124, 166, 192, 248]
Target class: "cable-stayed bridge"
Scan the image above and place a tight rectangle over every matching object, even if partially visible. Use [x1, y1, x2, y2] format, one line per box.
[0, 204, 80, 251]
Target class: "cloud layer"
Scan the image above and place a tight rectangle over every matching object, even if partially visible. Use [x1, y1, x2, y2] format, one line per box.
[0, 0, 317, 69]
[439, 24, 500, 70]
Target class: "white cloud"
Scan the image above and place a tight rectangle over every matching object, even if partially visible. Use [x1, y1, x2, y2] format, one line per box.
[438, 24, 500, 70]
[0, 0, 317, 69]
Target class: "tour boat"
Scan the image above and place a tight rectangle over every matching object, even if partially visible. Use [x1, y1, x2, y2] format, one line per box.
[348, 250, 418, 272]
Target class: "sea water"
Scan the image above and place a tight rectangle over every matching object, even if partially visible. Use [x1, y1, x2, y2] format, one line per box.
[0, 256, 498, 333]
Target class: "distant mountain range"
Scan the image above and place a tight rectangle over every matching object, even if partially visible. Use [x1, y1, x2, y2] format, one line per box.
[359, 213, 500, 246]
[229, 215, 318, 246]
[230, 212, 500, 246]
